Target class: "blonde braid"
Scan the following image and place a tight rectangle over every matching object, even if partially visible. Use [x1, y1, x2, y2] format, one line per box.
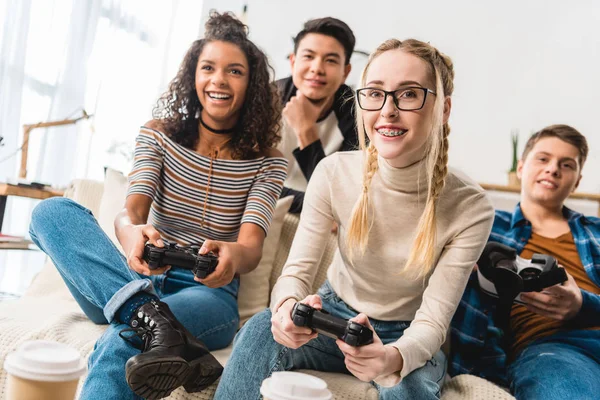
[346, 144, 379, 259]
[403, 64, 452, 280]
[365, 145, 379, 188]
[431, 124, 450, 201]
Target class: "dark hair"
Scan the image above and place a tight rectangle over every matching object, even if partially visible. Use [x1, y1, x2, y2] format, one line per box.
[293, 17, 355, 65]
[521, 124, 588, 167]
[153, 11, 281, 159]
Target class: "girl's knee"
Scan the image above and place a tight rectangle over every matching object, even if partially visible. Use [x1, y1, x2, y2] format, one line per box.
[233, 309, 276, 351]
[239, 309, 272, 335]
[198, 318, 239, 350]
[30, 198, 89, 233]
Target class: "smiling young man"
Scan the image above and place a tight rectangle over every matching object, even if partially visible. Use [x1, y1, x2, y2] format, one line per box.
[450, 125, 600, 399]
[277, 17, 358, 213]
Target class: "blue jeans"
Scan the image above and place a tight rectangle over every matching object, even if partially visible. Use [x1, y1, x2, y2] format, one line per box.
[29, 197, 240, 400]
[215, 281, 446, 400]
[508, 329, 600, 400]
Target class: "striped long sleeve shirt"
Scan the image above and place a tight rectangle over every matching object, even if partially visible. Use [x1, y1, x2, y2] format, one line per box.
[127, 126, 288, 245]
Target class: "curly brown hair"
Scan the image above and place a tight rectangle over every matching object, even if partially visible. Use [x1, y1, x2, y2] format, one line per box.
[153, 11, 281, 159]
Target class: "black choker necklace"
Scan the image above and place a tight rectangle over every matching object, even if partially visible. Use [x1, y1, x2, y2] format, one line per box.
[200, 118, 236, 134]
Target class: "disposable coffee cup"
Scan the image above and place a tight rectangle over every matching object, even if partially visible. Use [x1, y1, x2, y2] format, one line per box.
[260, 371, 332, 400]
[4, 340, 87, 400]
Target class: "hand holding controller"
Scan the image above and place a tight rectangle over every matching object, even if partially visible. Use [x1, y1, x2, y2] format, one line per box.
[142, 240, 218, 279]
[291, 302, 374, 346]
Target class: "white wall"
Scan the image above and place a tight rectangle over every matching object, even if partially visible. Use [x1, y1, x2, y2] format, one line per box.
[225, 0, 600, 194]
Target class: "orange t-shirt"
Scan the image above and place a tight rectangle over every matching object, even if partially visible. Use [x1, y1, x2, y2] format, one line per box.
[509, 231, 600, 358]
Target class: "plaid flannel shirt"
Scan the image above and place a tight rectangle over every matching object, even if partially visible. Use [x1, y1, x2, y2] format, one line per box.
[449, 204, 600, 385]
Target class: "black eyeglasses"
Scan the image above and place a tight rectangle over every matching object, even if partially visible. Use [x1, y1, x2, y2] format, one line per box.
[356, 87, 436, 111]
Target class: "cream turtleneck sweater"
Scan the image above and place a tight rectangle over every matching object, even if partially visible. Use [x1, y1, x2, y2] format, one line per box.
[270, 151, 494, 383]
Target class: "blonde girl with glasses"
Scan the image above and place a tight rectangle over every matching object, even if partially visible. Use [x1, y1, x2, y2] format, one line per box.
[215, 39, 494, 400]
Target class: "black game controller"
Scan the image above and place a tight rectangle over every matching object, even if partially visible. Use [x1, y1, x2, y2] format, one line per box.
[291, 303, 374, 346]
[143, 241, 218, 279]
[477, 241, 567, 304]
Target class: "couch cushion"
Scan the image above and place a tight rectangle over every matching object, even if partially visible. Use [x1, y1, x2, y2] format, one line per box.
[442, 374, 514, 400]
[97, 167, 128, 253]
[63, 179, 105, 217]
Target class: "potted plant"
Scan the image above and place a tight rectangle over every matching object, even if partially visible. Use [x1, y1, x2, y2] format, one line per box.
[508, 129, 520, 187]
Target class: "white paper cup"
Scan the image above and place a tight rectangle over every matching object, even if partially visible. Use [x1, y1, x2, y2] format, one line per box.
[4, 340, 87, 400]
[260, 371, 332, 400]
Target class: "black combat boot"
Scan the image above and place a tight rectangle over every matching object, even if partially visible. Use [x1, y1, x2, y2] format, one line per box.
[120, 300, 223, 400]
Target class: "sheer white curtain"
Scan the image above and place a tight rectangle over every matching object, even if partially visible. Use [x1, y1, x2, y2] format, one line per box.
[0, 0, 204, 295]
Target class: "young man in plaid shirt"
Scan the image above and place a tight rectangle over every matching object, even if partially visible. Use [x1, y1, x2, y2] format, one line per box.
[450, 125, 600, 399]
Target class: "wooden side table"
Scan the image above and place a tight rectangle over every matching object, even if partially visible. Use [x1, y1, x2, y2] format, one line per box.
[0, 183, 64, 249]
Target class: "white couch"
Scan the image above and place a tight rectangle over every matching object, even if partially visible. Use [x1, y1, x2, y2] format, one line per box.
[0, 178, 514, 400]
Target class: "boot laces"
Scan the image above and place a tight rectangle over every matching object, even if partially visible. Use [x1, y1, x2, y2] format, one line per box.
[119, 306, 158, 351]
[119, 326, 154, 351]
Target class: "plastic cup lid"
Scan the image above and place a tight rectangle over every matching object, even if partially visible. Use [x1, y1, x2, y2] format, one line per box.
[260, 371, 332, 400]
[4, 340, 86, 382]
